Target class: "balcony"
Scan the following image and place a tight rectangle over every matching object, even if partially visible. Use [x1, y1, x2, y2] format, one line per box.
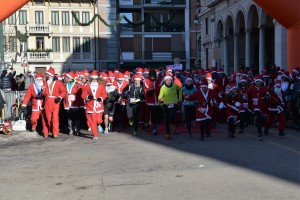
[27, 52, 53, 62]
[26, 24, 53, 34]
[144, 0, 186, 5]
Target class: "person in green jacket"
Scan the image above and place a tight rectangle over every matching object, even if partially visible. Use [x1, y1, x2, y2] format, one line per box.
[158, 74, 182, 140]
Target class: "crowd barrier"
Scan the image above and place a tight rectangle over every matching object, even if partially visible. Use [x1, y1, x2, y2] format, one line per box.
[1, 90, 27, 121]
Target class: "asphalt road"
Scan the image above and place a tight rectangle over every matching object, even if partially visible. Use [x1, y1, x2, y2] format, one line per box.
[0, 123, 299, 200]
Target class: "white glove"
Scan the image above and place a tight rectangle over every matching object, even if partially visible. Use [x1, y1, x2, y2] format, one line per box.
[235, 102, 241, 107]
[198, 108, 206, 113]
[219, 102, 224, 109]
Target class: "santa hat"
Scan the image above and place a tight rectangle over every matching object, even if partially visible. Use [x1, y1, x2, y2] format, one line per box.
[164, 74, 173, 81]
[116, 72, 124, 80]
[274, 80, 281, 87]
[206, 73, 212, 80]
[292, 67, 300, 74]
[137, 68, 143, 74]
[278, 69, 284, 74]
[193, 70, 200, 77]
[100, 72, 108, 79]
[66, 71, 75, 80]
[262, 72, 270, 78]
[282, 71, 290, 79]
[240, 77, 248, 83]
[185, 78, 193, 84]
[290, 73, 297, 80]
[34, 73, 43, 80]
[108, 71, 115, 79]
[82, 69, 89, 75]
[46, 66, 55, 77]
[254, 74, 263, 83]
[217, 68, 225, 74]
[210, 67, 217, 74]
[229, 82, 238, 91]
[78, 71, 84, 77]
[90, 71, 98, 79]
[143, 68, 149, 75]
[200, 79, 208, 87]
[57, 75, 63, 81]
[124, 71, 130, 77]
[105, 78, 113, 85]
[166, 67, 172, 73]
[134, 74, 142, 81]
[114, 68, 119, 73]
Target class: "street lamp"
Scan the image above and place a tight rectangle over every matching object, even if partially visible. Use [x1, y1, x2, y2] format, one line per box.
[193, 16, 200, 68]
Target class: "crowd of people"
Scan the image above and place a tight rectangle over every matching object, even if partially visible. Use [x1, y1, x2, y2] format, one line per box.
[16, 65, 300, 141]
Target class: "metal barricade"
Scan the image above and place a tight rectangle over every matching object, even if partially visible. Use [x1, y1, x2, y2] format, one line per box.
[2, 90, 27, 121]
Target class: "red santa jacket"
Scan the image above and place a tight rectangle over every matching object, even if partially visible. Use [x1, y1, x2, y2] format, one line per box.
[116, 80, 129, 105]
[143, 77, 161, 106]
[22, 83, 44, 112]
[246, 85, 269, 115]
[267, 90, 285, 113]
[82, 83, 107, 113]
[225, 93, 241, 120]
[238, 85, 250, 112]
[64, 82, 81, 109]
[43, 80, 67, 109]
[215, 76, 229, 92]
[186, 88, 216, 121]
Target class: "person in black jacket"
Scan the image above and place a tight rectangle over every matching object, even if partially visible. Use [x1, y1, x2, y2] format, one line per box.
[103, 78, 118, 134]
[123, 74, 144, 135]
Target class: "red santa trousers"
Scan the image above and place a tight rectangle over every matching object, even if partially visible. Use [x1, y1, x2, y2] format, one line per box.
[265, 111, 285, 132]
[86, 112, 103, 137]
[31, 110, 42, 130]
[42, 106, 60, 136]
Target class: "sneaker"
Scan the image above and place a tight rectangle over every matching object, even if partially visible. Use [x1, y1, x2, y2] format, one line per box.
[108, 123, 112, 131]
[69, 131, 73, 136]
[88, 127, 91, 132]
[104, 128, 109, 134]
[93, 137, 98, 140]
[133, 130, 138, 136]
[53, 135, 59, 139]
[257, 136, 264, 141]
[129, 119, 134, 126]
[98, 125, 103, 133]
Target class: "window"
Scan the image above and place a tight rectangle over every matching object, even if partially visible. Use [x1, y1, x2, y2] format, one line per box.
[73, 37, 81, 52]
[62, 11, 70, 25]
[19, 11, 27, 25]
[83, 37, 91, 52]
[9, 37, 17, 52]
[51, 11, 59, 25]
[63, 37, 70, 52]
[52, 37, 60, 52]
[205, 17, 208, 34]
[36, 37, 44, 50]
[8, 14, 16, 25]
[72, 11, 79, 26]
[35, 11, 44, 24]
[82, 12, 90, 24]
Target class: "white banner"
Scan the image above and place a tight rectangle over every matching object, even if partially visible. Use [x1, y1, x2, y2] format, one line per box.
[167, 64, 183, 71]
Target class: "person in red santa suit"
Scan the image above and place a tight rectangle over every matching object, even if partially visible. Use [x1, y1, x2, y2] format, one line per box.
[114, 72, 129, 131]
[21, 73, 44, 134]
[185, 79, 216, 141]
[225, 82, 242, 138]
[238, 77, 250, 133]
[78, 71, 89, 130]
[264, 80, 286, 136]
[64, 71, 81, 135]
[82, 71, 107, 140]
[246, 74, 269, 141]
[143, 69, 162, 135]
[42, 67, 67, 138]
[206, 73, 219, 129]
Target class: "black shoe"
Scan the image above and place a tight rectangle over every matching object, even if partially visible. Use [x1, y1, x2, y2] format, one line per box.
[258, 136, 264, 141]
[264, 129, 269, 135]
[279, 131, 285, 136]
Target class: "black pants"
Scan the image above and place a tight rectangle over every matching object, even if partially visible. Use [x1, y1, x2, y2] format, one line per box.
[184, 105, 196, 132]
[228, 116, 236, 136]
[199, 119, 211, 138]
[115, 103, 127, 128]
[163, 104, 178, 134]
[67, 108, 80, 133]
[126, 103, 141, 131]
[79, 107, 88, 130]
[254, 111, 265, 137]
[149, 105, 160, 129]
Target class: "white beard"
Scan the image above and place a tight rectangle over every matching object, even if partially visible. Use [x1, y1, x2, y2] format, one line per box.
[277, 75, 282, 81]
[106, 85, 115, 93]
[35, 80, 44, 91]
[47, 77, 53, 86]
[274, 88, 282, 98]
[90, 82, 98, 92]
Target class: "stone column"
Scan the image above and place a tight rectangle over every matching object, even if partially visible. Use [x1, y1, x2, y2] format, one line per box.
[274, 20, 287, 70]
[259, 25, 266, 73]
[245, 29, 251, 68]
[223, 36, 228, 74]
[234, 33, 239, 72]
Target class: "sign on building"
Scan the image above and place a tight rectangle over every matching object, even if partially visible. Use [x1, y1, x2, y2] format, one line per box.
[21, 57, 28, 67]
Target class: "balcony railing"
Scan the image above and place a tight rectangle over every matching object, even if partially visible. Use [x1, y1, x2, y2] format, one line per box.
[26, 24, 53, 34]
[143, 0, 186, 6]
[27, 52, 53, 62]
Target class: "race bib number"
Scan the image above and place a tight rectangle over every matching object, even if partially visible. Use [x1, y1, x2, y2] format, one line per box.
[130, 98, 136, 104]
[252, 98, 258, 106]
[95, 101, 101, 108]
[243, 103, 248, 108]
[198, 107, 206, 113]
[168, 103, 174, 108]
[69, 94, 75, 101]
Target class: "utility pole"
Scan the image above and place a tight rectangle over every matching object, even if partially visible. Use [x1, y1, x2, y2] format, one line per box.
[0, 22, 6, 72]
